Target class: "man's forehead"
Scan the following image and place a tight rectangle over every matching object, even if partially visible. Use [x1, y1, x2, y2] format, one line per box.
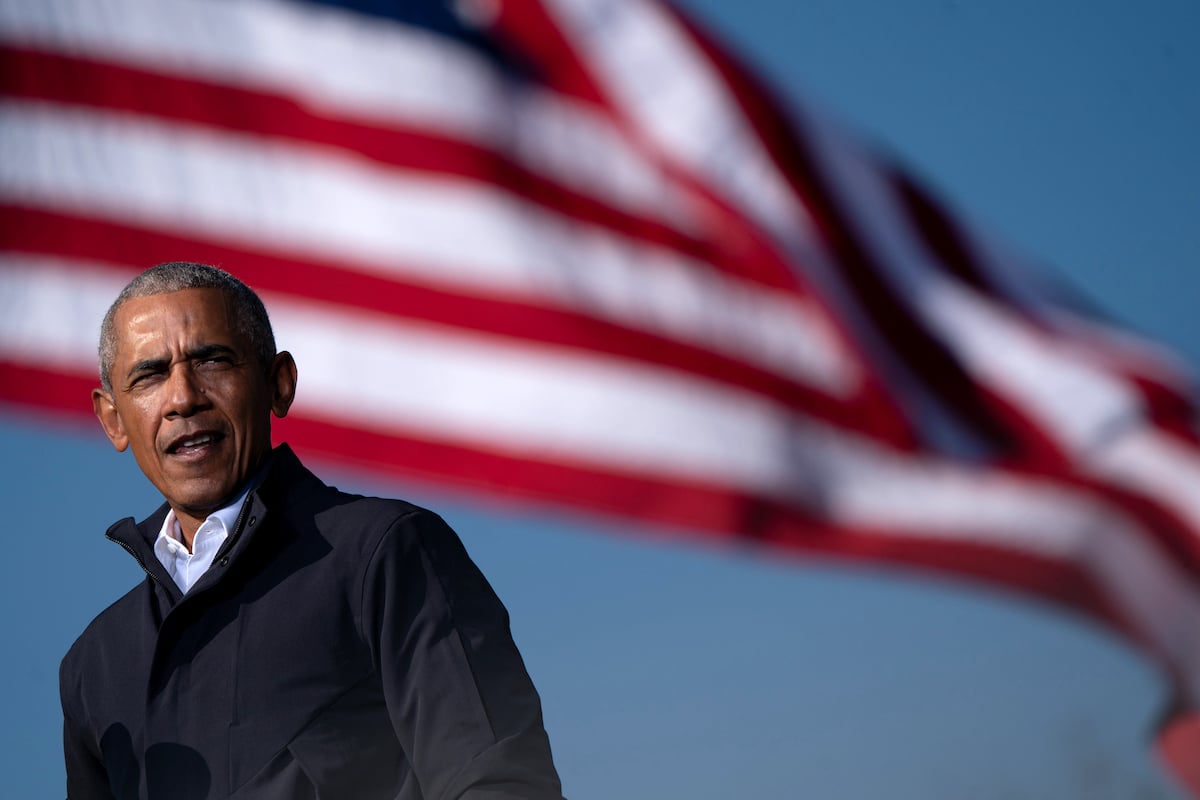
[113, 288, 242, 352]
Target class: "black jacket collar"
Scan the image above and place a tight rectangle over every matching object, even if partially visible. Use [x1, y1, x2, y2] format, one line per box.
[104, 443, 313, 600]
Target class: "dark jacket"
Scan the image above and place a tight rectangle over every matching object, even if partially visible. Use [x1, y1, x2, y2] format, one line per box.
[60, 445, 562, 799]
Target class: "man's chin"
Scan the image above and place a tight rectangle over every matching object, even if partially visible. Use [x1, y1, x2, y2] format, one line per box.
[166, 483, 241, 520]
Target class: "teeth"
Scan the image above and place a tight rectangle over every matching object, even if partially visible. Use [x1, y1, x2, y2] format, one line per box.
[179, 435, 213, 449]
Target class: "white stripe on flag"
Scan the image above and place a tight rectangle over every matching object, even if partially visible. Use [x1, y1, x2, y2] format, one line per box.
[936, 218, 1195, 397]
[1098, 428, 1200, 540]
[0, 254, 126, 373]
[924, 279, 1143, 453]
[800, 101, 1144, 453]
[542, 0, 816, 248]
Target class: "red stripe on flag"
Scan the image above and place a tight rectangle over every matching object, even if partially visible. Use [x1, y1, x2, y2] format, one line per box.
[1160, 714, 1200, 798]
[487, 0, 613, 106]
[0, 360, 97, 415]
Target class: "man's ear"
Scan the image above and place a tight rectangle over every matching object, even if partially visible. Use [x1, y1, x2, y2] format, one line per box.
[268, 351, 298, 419]
[92, 388, 129, 452]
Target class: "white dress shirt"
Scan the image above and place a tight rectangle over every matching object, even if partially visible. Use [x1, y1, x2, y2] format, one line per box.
[153, 487, 250, 593]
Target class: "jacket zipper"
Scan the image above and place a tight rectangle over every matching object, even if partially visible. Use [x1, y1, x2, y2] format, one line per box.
[214, 490, 256, 562]
[105, 532, 169, 591]
[107, 487, 260, 599]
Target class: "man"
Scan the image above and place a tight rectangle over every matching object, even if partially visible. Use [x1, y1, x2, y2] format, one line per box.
[62, 262, 563, 799]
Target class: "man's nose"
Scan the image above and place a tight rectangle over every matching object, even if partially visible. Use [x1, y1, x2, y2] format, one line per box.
[164, 365, 210, 417]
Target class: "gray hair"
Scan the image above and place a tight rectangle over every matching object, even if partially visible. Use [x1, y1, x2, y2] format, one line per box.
[98, 262, 277, 393]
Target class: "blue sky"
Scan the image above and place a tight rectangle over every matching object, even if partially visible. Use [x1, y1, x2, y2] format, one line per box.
[3, 2, 1198, 798]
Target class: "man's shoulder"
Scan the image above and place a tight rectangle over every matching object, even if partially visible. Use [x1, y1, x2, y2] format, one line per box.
[307, 488, 442, 543]
[269, 446, 427, 523]
[267, 446, 460, 559]
[60, 579, 151, 676]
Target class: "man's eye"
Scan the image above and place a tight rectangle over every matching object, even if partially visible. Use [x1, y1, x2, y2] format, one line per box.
[131, 372, 163, 386]
[197, 357, 231, 370]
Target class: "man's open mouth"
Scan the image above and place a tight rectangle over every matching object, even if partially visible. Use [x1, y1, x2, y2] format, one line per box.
[167, 431, 224, 456]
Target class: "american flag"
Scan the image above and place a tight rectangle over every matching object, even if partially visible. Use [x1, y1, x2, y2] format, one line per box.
[2, 0, 1199, 768]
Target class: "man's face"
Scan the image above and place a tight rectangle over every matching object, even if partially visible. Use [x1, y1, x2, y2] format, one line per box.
[93, 288, 295, 528]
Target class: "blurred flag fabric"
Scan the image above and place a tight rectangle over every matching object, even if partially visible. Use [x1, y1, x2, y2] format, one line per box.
[1, 0, 1198, 790]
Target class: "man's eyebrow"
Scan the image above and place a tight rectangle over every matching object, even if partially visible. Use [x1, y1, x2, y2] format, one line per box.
[124, 344, 239, 380]
[187, 343, 238, 361]
[126, 356, 169, 380]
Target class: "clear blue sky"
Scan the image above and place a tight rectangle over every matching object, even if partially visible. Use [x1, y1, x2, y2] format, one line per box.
[2, 2, 1198, 798]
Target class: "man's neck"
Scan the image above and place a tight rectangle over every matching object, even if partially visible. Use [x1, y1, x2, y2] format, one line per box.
[172, 447, 275, 547]
[175, 510, 208, 550]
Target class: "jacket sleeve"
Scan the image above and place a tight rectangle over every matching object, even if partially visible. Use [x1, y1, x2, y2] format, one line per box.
[61, 661, 116, 800]
[359, 509, 563, 800]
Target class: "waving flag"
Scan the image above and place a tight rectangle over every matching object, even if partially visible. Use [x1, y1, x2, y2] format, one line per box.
[2, 0, 1198, 781]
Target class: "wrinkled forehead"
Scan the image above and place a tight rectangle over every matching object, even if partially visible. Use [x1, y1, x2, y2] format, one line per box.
[112, 288, 243, 359]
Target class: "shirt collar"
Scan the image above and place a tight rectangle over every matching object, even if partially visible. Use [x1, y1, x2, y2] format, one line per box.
[155, 482, 253, 553]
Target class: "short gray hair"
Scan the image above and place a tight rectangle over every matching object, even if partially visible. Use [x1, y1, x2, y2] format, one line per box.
[98, 262, 277, 393]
